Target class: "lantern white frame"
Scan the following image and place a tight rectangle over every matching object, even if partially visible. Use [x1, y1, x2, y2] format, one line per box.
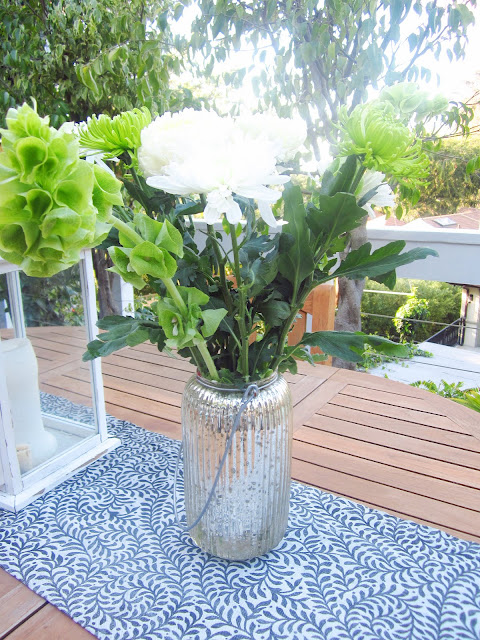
[0, 249, 120, 512]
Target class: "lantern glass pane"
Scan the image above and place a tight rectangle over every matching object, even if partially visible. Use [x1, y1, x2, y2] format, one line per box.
[0, 265, 100, 476]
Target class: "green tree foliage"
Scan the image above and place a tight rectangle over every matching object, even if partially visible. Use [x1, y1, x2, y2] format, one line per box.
[393, 290, 429, 342]
[361, 278, 462, 342]
[189, 0, 476, 150]
[0, 0, 193, 127]
[0, 266, 83, 328]
[401, 136, 480, 215]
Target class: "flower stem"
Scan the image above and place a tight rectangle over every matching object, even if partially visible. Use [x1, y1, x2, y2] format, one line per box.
[162, 277, 187, 314]
[197, 341, 219, 380]
[230, 224, 249, 379]
[110, 216, 143, 245]
[207, 224, 234, 314]
[350, 164, 367, 195]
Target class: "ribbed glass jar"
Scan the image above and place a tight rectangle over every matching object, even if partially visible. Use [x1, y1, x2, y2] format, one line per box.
[181, 372, 293, 560]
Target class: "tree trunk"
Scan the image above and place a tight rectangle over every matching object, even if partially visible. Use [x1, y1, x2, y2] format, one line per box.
[92, 249, 121, 318]
[332, 221, 367, 370]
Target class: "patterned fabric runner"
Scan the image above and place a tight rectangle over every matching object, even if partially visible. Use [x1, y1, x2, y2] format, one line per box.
[0, 396, 479, 640]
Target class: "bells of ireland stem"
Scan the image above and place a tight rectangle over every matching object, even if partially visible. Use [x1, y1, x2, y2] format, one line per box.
[338, 102, 429, 190]
[0, 103, 123, 277]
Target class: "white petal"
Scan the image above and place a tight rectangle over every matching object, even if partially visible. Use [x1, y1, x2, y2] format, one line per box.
[146, 175, 195, 196]
[362, 203, 375, 218]
[257, 200, 278, 227]
[225, 200, 242, 225]
[203, 202, 222, 224]
[236, 184, 282, 203]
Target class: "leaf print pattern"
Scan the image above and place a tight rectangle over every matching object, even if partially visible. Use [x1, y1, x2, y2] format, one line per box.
[0, 394, 479, 640]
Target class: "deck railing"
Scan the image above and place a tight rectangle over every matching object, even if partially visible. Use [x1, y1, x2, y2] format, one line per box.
[426, 317, 465, 347]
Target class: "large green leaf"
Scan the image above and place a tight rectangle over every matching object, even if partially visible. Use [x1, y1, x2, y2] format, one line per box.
[277, 183, 315, 290]
[319, 155, 358, 196]
[300, 330, 410, 362]
[257, 295, 291, 327]
[330, 242, 438, 283]
[306, 192, 367, 249]
[83, 315, 164, 361]
[200, 308, 228, 337]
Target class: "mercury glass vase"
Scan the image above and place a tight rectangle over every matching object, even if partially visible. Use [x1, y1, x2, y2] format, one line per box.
[181, 372, 293, 560]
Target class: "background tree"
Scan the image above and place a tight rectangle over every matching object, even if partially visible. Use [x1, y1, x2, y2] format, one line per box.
[361, 278, 462, 343]
[1, 0, 199, 315]
[401, 135, 480, 216]
[0, 0, 192, 126]
[188, 0, 476, 366]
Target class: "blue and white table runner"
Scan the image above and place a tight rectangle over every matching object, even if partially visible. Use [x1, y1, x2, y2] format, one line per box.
[0, 396, 479, 639]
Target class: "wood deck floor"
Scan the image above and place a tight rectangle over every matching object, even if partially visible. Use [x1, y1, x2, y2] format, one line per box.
[2, 325, 480, 639]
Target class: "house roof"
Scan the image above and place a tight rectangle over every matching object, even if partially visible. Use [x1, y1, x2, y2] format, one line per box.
[367, 208, 480, 230]
[421, 208, 480, 230]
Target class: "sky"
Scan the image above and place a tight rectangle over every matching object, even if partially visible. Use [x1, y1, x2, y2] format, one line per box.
[172, 3, 480, 113]
[425, 5, 480, 102]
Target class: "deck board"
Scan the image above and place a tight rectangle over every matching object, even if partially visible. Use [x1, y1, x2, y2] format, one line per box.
[1, 325, 480, 639]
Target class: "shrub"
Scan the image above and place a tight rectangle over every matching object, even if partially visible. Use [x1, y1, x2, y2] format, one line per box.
[361, 278, 462, 343]
[393, 290, 429, 342]
[0, 264, 84, 327]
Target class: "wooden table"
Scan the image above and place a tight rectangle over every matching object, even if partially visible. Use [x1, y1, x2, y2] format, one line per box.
[1, 326, 480, 639]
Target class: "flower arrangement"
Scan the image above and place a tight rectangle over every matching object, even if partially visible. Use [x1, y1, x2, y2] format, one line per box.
[0, 98, 436, 383]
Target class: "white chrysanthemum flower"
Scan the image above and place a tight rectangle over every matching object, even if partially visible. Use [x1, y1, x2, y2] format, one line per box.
[138, 109, 232, 177]
[358, 170, 396, 218]
[142, 109, 294, 226]
[236, 113, 307, 162]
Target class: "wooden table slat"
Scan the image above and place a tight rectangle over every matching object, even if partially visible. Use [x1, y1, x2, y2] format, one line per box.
[306, 411, 480, 470]
[0, 571, 46, 640]
[294, 424, 480, 490]
[291, 455, 480, 541]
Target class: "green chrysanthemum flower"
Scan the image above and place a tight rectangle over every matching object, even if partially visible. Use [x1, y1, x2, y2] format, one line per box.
[379, 82, 448, 122]
[0, 103, 123, 277]
[338, 102, 429, 189]
[78, 107, 152, 159]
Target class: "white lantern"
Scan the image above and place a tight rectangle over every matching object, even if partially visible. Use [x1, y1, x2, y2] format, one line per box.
[0, 249, 120, 511]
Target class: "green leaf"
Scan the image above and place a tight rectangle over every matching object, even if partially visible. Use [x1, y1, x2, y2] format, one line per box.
[258, 298, 291, 327]
[331, 242, 438, 283]
[320, 156, 358, 196]
[130, 241, 177, 278]
[175, 202, 203, 216]
[97, 315, 133, 329]
[155, 218, 184, 257]
[200, 308, 228, 337]
[82, 316, 151, 360]
[177, 285, 209, 307]
[134, 212, 164, 243]
[466, 157, 477, 176]
[125, 326, 150, 346]
[277, 183, 315, 289]
[306, 192, 367, 249]
[108, 246, 146, 289]
[248, 255, 279, 297]
[301, 330, 410, 362]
